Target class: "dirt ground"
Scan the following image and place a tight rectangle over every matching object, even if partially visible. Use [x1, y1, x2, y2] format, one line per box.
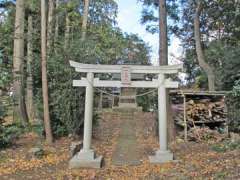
[0, 112, 239, 180]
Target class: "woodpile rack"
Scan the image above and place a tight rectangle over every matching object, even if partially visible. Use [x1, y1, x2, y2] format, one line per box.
[170, 90, 228, 141]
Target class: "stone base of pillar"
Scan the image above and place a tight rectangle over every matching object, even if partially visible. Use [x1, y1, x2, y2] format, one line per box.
[149, 150, 173, 163]
[69, 149, 103, 169]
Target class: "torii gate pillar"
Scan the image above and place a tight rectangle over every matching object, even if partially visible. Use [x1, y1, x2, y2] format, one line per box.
[149, 74, 173, 163]
[69, 72, 103, 168]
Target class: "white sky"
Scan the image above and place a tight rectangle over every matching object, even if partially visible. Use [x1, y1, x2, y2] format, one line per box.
[116, 0, 183, 66]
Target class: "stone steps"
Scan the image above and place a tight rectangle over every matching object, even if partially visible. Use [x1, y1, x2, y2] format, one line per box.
[112, 110, 141, 166]
[112, 107, 142, 113]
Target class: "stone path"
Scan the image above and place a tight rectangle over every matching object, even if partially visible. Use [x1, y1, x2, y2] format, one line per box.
[112, 110, 141, 166]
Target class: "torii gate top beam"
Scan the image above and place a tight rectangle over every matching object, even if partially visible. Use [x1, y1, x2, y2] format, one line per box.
[70, 61, 183, 74]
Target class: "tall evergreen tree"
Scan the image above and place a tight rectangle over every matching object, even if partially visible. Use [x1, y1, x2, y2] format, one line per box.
[26, 12, 34, 121]
[81, 0, 90, 41]
[41, 0, 53, 143]
[194, 1, 215, 91]
[13, 0, 29, 126]
[47, 0, 55, 50]
[159, 0, 168, 65]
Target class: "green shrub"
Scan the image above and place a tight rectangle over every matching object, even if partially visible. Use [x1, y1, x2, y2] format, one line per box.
[0, 124, 23, 148]
[211, 139, 240, 153]
[226, 80, 240, 133]
[137, 88, 157, 112]
[0, 102, 6, 120]
[31, 123, 45, 138]
[0, 97, 22, 148]
[215, 172, 227, 179]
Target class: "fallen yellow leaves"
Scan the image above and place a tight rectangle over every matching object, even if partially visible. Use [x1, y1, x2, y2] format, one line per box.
[0, 153, 68, 176]
[1, 112, 239, 179]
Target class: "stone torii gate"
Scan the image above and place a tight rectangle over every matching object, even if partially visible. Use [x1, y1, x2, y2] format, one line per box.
[69, 60, 182, 168]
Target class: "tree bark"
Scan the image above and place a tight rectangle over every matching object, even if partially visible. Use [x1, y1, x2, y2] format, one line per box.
[47, 0, 54, 50]
[26, 14, 34, 122]
[159, 0, 175, 143]
[41, 0, 53, 144]
[13, 0, 29, 126]
[98, 91, 103, 110]
[81, 0, 90, 41]
[54, 0, 59, 46]
[64, 12, 70, 50]
[159, 0, 168, 66]
[194, 1, 215, 91]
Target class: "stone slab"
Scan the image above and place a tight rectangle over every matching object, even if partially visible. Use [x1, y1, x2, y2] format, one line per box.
[118, 103, 137, 108]
[112, 107, 142, 112]
[69, 150, 103, 168]
[149, 150, 173, 163]
[112, 111, 141, 166]
[69, 156, 102, 169]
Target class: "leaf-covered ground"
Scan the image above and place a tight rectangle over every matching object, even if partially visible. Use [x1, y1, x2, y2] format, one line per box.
[0, 112, 239, 180]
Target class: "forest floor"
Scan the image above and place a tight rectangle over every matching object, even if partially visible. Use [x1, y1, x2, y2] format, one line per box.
[0, 112, 239, 180]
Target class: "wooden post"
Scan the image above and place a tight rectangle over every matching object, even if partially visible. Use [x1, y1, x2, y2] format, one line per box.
[112, 95, 115, 108]
[98, 91, 103, 110]
[183, 94, 187, 141]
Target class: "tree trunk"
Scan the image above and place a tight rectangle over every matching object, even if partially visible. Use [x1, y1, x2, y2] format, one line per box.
[41, 0, 53, 144]
[13, 0, 29, 126]
[194, 1, 215, 91]
[98, 91, 103, 110]
[26, 14, 34, 122]
[159, 0, 175, 143]
[81, 0, 90, 41]
[64, 13, 70, 50]
[47, 0, 54, 50]
[54, 0, 59, 46]
[159, 0, 168, 66]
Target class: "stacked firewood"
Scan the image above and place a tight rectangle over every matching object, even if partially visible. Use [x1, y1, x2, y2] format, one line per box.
[187, 127, 226, 142]
[174, 98, 227, 127]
